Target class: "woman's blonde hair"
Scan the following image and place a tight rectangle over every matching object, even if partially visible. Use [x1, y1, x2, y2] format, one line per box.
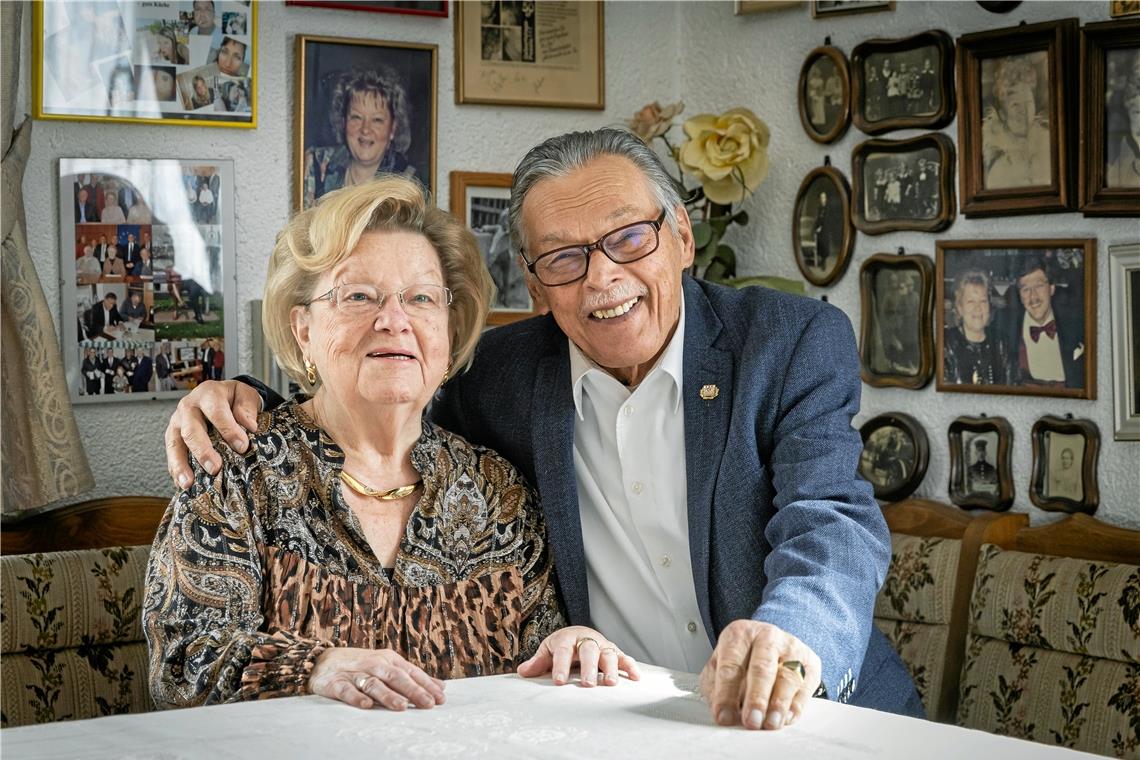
[263, 175, 494, 389]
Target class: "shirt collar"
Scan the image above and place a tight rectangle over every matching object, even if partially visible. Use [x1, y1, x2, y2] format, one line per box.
[569, 289, 686, 419]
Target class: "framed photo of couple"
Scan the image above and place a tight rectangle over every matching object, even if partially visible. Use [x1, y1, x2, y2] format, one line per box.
[60, 158, 236, 404]
[935, 238, 1096, 400]
[33, 1, 256, 127]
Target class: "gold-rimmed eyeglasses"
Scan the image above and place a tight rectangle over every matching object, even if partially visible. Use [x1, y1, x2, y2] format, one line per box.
[302, 283, 452, 318]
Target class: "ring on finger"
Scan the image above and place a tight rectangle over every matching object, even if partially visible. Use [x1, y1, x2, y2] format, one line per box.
[780, 659, 806, 681]
[599, 646, 617, 655]
[356, 676, 370, 691]
[574, 636, 600, 653]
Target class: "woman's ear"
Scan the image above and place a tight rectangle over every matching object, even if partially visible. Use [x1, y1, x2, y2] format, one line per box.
[290, 304, 311, 358]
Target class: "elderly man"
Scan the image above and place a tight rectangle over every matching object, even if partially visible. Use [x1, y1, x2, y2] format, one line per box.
[164, 129, 919, 730]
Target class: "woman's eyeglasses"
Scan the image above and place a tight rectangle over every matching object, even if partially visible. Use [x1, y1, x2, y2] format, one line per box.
[302, 283, 452, 318]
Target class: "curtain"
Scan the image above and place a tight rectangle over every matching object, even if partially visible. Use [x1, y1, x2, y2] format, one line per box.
[1, 1, 94, 513]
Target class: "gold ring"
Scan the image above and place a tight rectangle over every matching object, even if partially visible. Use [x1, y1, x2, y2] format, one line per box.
[781, 660, 806, 681]
[356, 676, 370, 691]
[574, 636, 600, 652]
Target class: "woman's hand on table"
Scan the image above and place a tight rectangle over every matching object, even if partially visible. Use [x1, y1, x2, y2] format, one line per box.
[517, 626, 640, 687]
[309, 647, 446, 711]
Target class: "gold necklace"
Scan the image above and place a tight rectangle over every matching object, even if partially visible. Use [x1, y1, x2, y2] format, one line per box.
[339, 470, 422, 501]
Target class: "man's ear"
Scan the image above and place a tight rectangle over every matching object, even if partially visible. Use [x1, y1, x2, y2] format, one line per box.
[290, 305, 311, 358]
[519, 256, 550, 315]
[673, 203, 696, 269]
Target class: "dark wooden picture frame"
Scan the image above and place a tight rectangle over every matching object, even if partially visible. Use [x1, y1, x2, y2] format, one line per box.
[858, 412, 929, 501]
[792, 164, 855, 287]
[812, 1, 894, 18]
[798, 45, 851, 144]
[936, 238, 1096, 399]
[294, 35, 437, 211]
[1079, 20, 1140, 216]
[852, 133, 956, 235]
[956, 18, 1078, 217]
[859, 252, 934, 389]
[948, 415, 1014, 511]
[1029, 415, 1100, 515]
[285, 1, 448, 16]
[851, 30, 956, 135]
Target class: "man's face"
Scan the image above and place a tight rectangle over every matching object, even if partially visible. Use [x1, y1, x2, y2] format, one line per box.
[130, 293, 142, 306]
[78, 188, 89, 205]
[1017, 267, 1054, 323]
[217, 40, 245, 76]
[193, 1, 215, 30]
[103, 295, 116, 309]
[520, 155, 694, 386]
[128, 234, 135, 243]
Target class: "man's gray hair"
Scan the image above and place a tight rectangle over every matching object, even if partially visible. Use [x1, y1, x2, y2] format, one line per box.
[508, 128, 683, 260]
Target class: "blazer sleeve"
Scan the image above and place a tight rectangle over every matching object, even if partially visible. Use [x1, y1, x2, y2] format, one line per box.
[752, 305, 889, 703]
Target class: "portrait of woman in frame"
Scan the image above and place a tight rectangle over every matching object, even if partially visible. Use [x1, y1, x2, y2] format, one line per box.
[1029, 415, 1100, 515]
[792, 163, 855, 287]
[947, 415, 1014, 511]
[1079, 20, 1140, 216]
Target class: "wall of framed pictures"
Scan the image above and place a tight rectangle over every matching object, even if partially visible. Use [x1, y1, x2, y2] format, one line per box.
[14, 2, 1137, 527]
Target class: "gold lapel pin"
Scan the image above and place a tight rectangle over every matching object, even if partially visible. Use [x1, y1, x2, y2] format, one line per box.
[699, 384, 719, 400]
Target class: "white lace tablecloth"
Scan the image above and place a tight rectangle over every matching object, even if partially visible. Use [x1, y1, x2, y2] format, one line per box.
[2, 665, 1095, 759]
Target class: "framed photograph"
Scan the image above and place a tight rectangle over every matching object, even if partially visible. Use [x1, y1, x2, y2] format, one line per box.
[858, 412, 929, 501]
[956, 19, 1078, 217]
[851, 31, 955, 135]
[936, 238, 1096, 399]
[33, 2, 256, 128]
[947, 415, 1014, 511]
[798, 46, 851, 144]
[1079, 20, 1140, 215]
[285, 1, 448, 17]
[792, 165, 855, 287]
[449, 171, 538, 326]
[859, 253, 935, 389]
[295, 35, 437, 211]
[454, 0, 604, 109]
[851, 134, 956, 235]
[1111, 1, 1140, 18]
[250, 300, 302, 401]
[1110, 242, 1140, 440]
[812, 1, 894, 17]
[60, 159, 236, 404]
[1029, 415, 1100, 514]
[735, 1, 803, 13]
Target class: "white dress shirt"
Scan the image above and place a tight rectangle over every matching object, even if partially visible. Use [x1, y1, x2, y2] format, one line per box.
[1022, 311, 1064, 382]
[569, 295, 713, 673]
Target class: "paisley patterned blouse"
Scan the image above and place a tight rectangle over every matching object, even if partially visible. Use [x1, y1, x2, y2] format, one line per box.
[143, 399, 565, 709]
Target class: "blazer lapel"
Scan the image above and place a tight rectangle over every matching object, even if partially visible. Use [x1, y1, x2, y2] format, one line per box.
[531, 342, 592, 626]
[681, 278, 734, 636]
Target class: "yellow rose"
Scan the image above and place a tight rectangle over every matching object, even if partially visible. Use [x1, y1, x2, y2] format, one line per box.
[627, 100, 685, 142]
[679, 108, 770, 204]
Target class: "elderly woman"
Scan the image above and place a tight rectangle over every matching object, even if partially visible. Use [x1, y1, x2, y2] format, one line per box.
[144, 176, 635, 712]
[100, 188, 126, 224]
[302, 67, 415, 209]
[982, 54, 1051, 189]
[942, 270, 1011, 386]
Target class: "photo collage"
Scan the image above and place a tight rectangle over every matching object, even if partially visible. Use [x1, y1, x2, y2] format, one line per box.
[69, 166, 226, 400]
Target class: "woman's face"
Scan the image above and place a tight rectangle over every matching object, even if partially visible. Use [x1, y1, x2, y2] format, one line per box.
[344, 91, 395, 167]
[955, 282, 990, 335]
[217, 40, 245, 76]
[292, 230, 451, 410]
[157, 34, 175, 61]
[154, 70, 176, 100]
[194, 78, 208, 98]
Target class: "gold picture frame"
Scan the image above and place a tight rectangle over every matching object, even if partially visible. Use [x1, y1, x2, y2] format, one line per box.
[454, 1, 604, 109]
[33, 1, 258, 128]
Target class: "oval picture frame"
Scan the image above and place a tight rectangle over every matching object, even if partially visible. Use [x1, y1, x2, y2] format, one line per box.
[798, 45, 852, 144]
[792, 165, 856, 287]
[858, 412, 930, 501]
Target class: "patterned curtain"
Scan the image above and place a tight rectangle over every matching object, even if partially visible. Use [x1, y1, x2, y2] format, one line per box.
[1, 2, 94, 513]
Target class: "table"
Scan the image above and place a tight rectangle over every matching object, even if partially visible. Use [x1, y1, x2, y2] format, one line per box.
[2, 665, 1096, 759]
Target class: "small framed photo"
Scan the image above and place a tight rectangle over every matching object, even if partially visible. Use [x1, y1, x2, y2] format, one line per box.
[1078, 20, 1140, 215]
[798, 46, 851, 144]
[1111, 1, 1140, 18]
[792, 165, 855, 287]
[449, 171, 538, 326]
[1029, 415, 1100, 514]
[956, 19, 1078, 217]
[1110, 242, 1140, 440]
[455, 1, 604, 109]
[936, 239, 1096, 399]
[285, 1, 449, 17]
[851, 134, 956, 235]
[858, 412, 929, 502]
[812, 1, 894, 18]
[851, 30, 956, 135]
[295, 35, 437, 211]
[859, 253, 935, 389]
[948, 415, 1014, 511]
[33, 2, 256, 128]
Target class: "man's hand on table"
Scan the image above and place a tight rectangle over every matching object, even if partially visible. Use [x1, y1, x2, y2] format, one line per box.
[165, 379, 261, 487]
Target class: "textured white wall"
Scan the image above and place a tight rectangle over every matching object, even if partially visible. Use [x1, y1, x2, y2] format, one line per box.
[14, 1, 1139, 528]
[678, 0, 1139, 528]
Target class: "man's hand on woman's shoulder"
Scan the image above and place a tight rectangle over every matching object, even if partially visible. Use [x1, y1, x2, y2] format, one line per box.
[165, 379, 262, 488]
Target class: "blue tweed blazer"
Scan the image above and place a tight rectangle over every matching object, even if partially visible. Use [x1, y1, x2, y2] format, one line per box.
[435, 276, 911, 707]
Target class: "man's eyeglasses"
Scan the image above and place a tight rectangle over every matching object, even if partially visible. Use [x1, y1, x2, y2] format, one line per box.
[302, 283, 452, 318]
[524, 209, 667, 287]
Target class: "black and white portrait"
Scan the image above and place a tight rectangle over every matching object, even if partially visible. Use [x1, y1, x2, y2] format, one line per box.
[859, 424, 915, 494]
[804, 55, 844, 133]
[479, 1, 533, 62]
[793, 167, 853, 287]
[866, 267, 923, 377]
[1044, 431, 1084, 501]
[467, 191, 530, 312]
[1104, 46, 1140, 188]
[863, 147, 942, 222]
[862, 46, 941, 123]
[980, 51, 1052, 189]
[963, 431, 1000, 496]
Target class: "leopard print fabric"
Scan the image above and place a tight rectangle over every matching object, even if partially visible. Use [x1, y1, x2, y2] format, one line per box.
[143, 399, 565, 709]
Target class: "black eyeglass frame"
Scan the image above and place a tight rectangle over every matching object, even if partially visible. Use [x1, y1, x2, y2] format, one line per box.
[522, 209, 668, 286]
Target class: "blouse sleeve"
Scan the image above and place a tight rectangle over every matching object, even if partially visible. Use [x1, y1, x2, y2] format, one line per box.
[512, 482, 567, 660]
[143, 442, 332, 708]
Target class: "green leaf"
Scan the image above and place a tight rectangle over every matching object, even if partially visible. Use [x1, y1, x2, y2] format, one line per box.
[691, 222, 713, 250]
[693, 244, 716, 268]
[733, 210, 750, 226]
[704, 259, 730, 282]
[713, 244, 736, 273]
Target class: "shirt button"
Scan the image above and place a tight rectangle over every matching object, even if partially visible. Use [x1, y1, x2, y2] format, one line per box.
[623, 406, 633, 417]
[687, 621, 698, 633]
[632, 481, 643, 495]
[660, 555, 671, 567]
